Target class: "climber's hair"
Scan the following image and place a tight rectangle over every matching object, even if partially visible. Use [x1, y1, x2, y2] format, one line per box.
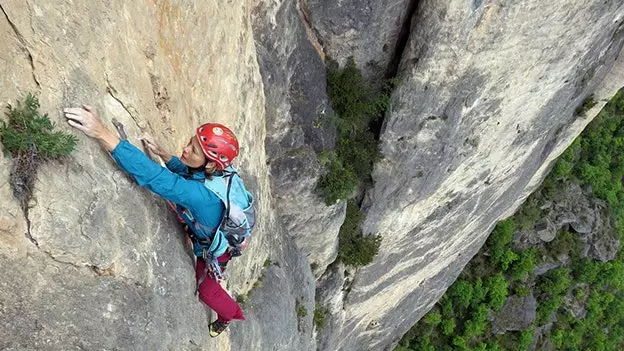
[204, 161, 218, 179]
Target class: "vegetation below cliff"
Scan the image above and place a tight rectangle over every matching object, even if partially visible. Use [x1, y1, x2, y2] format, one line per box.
[397, 88, 624, 351]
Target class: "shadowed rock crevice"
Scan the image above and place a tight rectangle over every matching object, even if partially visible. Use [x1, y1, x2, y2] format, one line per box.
[385, 0, 420, 79]
[105, 74, 142, 131]
[0, 4, 40, 88]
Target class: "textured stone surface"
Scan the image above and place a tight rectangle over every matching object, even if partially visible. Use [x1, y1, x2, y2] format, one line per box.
[302, 0, 413, 83]
[252, 0, 344, 274]
[0, 0, 312, 349]
[514, 183, 619, 262]
[491, 295, 537, 334]
[318, 0, 624, 349]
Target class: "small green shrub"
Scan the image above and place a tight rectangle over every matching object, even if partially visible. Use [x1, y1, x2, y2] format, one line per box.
[318, 57, 394, 203]
[236, 293, 250, 307]
[313, 304, 329, 329]
[296, 299, 308, 318]
[423, 311, 442, 326]
[450, 280, 474, 310]
[1, 94, 77, 208]
[337, 200, 382, 266]
[487, 219, 516, 266]
[485, 274, 509, 311]
[509, 248, 537, 281]
[576, 95, 598, 117]
[517, 329, 534, 351]
[318, 152, 359, 205]
[1, 94, 77, 158]
[440, 318, 456, 336]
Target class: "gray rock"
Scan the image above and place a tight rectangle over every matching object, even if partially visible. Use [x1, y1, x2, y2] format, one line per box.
[563, 293, 587, 319]
[534, 261, 559, 276]
[491, 295, 538, 334]
[0, 1, 316, 349]
[302, 0, 413, 84]
[315, 263, 347, 350]
[320, 0, 624, 349]
[252, 0, 344, 274]
[535, 218, 557, 243]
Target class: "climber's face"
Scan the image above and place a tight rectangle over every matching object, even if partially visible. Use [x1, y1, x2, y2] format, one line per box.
[180, 136, 207, 168]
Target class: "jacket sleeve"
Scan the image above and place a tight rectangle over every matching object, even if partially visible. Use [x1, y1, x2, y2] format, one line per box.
[111, 141, 205, 210]
[165, 156, 189, 175]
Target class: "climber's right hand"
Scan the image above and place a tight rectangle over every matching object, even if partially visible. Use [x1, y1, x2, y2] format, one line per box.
[140, 133, 172, 163]
[64, 105, 120, 151]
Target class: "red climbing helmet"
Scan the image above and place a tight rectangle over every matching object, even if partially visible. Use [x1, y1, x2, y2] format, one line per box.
[196, 123, 239, 170]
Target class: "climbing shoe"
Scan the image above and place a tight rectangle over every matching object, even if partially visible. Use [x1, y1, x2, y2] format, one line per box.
[209, 320, 229, 337]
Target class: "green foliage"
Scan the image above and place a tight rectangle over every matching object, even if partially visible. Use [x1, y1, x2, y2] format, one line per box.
[318, 152, 359, 205]
[463, 304, 488, 338]
[1, 94, 77, 158]
[485, 274, 509, 311]
[471, 278, 488, 307]
[497, 247, 518, 272]
[337, 200, 382, 267]
[452, 335, 468, 350]
[440, 318, 456, 336]
[318, 57, 394, 203]
[450, 280, 474, 310]
[550, 138, 580, 180]
[536, 268, 572, 296]
[535, 268, 572, 324]
[487, 219, 517, 269]
[440, 297, 454, 317]
[517, 329, 534, 351]
[313, 304, 328, 330]
[509, 248, 537, 281]
[423, 311, 442, 326]
[296, 300, 308, 318]
[514, 196, 542, 230]
[576, 94, 598, 117]
[335, 129, 380, 187]
[1, 94, 77, 208]
[326, 58, 387, 134]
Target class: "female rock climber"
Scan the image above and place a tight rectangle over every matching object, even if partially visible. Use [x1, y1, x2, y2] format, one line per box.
[63, 105, 245, 337]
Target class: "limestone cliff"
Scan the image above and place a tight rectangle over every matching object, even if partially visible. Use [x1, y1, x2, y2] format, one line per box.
[308, 0, 624, 350]
[0, 1, 314, 350]
[1, 0, 624, 350]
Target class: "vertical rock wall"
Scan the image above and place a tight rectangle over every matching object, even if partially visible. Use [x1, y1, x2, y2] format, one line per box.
[0, 1, 314, 349]
[302, 0, 414, 83]
[309, 0, 624, 350]
[252, 0, 346, 275]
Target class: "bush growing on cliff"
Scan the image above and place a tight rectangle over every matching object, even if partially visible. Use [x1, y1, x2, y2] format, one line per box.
[338, 200, 382, 267]
[318, 151, 359, 205]
[1, 94, 77, 208]
[318, 57, 394, 203]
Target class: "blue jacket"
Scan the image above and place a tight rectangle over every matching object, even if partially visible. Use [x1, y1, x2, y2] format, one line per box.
[111, 141, 225, 256]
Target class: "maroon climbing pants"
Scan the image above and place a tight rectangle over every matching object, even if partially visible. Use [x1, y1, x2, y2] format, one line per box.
[195, 254, 245, 323]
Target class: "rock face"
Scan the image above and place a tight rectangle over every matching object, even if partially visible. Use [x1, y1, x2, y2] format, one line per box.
[252, 0, 345, 274]
[2, 0, 624, 350]
[0, 1, 315, 350]
[491, 295, 538, 334]
[515, 183, 620, 262]
[313, 0, 624, 349]
[302, 0, 414, 83]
